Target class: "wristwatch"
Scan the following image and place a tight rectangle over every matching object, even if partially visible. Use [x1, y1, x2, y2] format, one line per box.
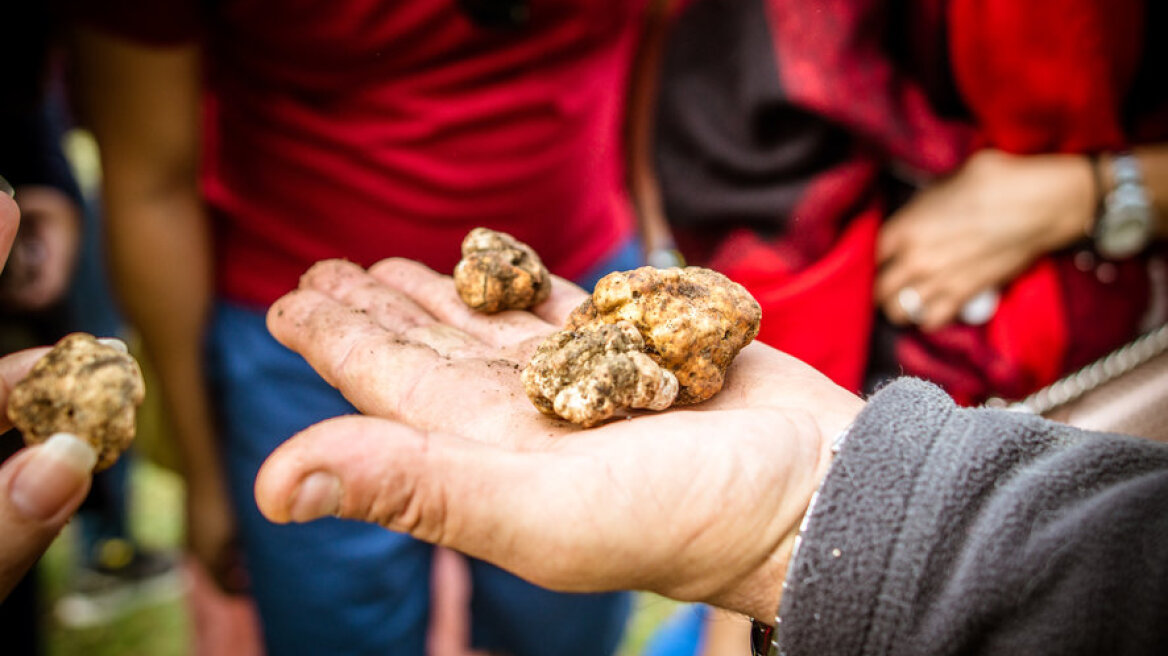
[750, 619, 778, 656]
[1094, 152, 1156, 259]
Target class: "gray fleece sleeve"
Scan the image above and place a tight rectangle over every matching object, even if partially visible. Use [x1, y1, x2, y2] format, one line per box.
[777, 378, 1168, 655]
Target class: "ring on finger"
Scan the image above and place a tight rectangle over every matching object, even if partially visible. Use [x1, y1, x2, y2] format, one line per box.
[896, 286, 925, 324]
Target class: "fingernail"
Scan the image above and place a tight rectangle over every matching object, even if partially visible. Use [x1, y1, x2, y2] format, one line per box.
[289, 471, 341, 523]
[0, 174, 13, 198]
[10, 433, 96, 521]
[97, 337, 129, 353]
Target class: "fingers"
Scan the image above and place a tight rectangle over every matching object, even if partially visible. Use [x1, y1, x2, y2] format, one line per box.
[367, 258, 561, 347]
[283, 259, 584, 362]
[874, 216, 906, 268]
[0, 348, 51, 433]
[879, 275, 996, 330]
[0, 188, 18, 270]
[268, 284, 561, 443]
[877, 274, 965, 330]
[877, 238, 1010, 330]
[300, 259, 440, 334]
[0, 433, 95, 598]
[876, 217, 984, 330]
[268, 286, 466, 414]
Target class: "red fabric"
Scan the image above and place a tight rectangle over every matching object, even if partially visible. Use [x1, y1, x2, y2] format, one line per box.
[986, 261, 1067, 391]
[712, 210, 879, 391]
[948, 0, 1143, 155]
[88, 0, 643, 307]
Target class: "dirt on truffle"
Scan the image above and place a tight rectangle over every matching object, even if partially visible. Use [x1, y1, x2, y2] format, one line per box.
[524, 266, 761, 426]
[454, 227, 551, 313]
[6, 333, 146, 472]
[565, 266, 761, 405]
[522, 321, 678, 427]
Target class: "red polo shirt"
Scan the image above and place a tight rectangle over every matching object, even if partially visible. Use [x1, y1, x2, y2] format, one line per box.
[88, 0, 643, 307]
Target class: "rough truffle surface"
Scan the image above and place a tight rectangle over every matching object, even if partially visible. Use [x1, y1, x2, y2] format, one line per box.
[522, 321, 679, 427]
[454, 228, 551, 313]
[6, 333, 146, 472]
[565, 266, 761, 406]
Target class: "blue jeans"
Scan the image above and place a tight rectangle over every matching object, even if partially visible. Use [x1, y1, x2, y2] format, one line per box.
[207, 241, 641, 655]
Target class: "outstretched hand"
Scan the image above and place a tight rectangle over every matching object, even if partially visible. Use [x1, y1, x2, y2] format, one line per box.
[256, 259, 863, 619]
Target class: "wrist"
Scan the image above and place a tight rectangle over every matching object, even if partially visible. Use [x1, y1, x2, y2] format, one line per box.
[1048, 154, 1099, 252]
[751, 423, 853, 655]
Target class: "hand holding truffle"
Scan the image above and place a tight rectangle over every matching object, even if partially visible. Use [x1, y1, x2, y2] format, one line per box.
[258, 258, 864, 619]
[0, 336, 140, 599]
[0, 195, 143, 600]
[0, 333, 144, 599]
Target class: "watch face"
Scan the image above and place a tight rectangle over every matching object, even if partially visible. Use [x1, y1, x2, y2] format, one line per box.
[1098, 183, 1153, 259]
[1098, 205, 1152, 259]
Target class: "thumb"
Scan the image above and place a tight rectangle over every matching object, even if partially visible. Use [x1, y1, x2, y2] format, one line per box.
[0, 433, 96, 598]
[255, 415, 591, 590]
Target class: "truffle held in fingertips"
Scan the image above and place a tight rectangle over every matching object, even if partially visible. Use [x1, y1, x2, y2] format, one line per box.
[6, 333, 145, 472]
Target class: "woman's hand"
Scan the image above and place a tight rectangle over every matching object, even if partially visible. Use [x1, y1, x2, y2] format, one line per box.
[876, 149, 1095, 329]
[255, 258, 864, 619]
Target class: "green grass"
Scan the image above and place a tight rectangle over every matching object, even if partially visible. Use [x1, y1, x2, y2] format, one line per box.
[619, 594, 684, 655]
[36, 460, 687, 655]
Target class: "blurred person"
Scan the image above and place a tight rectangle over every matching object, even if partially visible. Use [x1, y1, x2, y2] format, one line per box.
[258, 256, 1168, 656]
[0, 184, 79, 315]
[72, 1, 650, 653]
[641, 0, 1167, 406]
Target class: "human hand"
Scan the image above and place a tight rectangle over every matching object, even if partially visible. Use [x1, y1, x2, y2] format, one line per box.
[0, 347, 96, 599]
[0, 177, 20, 265]
[876, 149, 1094, 329]
[255, 259, 864, 619]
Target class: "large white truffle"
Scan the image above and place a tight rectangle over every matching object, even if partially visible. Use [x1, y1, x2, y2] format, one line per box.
[6, 333, 145, 472]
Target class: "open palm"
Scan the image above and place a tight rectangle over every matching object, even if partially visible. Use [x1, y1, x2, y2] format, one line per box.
[256, 258, 863, 618]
